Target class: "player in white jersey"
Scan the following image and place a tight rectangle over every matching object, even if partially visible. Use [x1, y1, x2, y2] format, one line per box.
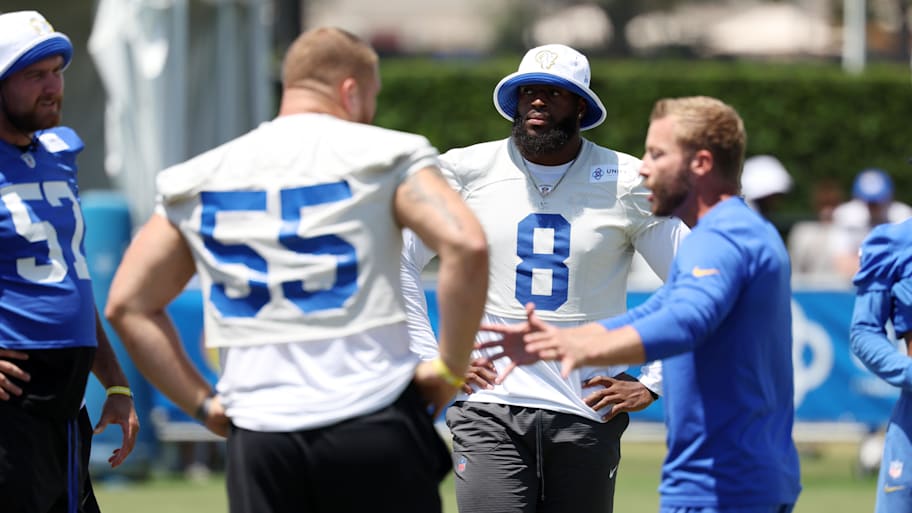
[105, 27, 488, 513]
[401, 44, 687, 512]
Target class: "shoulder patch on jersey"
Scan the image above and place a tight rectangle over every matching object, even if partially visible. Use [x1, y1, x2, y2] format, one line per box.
[38, 132, 71, 153]
[589, 165, 619, 183]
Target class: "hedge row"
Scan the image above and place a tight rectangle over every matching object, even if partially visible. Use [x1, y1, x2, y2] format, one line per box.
[374, 57, 912, 220]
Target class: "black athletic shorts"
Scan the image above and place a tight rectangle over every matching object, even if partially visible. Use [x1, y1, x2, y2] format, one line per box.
[226, 381, 450, 513]
[0, 346, 100, 513]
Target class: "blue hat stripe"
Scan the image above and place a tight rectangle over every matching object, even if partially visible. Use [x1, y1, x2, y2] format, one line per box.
[2, 36, 72, 80]
[495, 72, 605, 130]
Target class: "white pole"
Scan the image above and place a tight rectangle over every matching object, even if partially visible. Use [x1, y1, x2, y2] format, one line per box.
[842, 0, 866, 74]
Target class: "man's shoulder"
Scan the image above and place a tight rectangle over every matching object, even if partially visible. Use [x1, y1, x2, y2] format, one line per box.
[856, 219, 912, 288]
[36, 126, 84, 155]
[832, 200, 868, 227]
[318, 117, 433, 150]
[580, 140, 643, 186]
[438, 138, 511, 185]
[440, 139, 507, 162]
[583, 140, 641, 166]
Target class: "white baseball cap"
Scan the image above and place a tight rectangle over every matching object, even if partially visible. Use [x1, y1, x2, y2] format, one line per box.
[741, 155, 793, 201]
[0, 11, 73, 81]
[493, 44, 606, 131]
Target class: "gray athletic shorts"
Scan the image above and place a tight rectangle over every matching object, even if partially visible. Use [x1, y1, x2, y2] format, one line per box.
[447, 401, 629, 513]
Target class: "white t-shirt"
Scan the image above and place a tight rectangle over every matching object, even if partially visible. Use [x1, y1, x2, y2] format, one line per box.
[401, 137, 686, 421]
[157, 113, 439, 431]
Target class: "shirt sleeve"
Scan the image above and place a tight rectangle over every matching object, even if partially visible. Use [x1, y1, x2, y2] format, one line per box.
[628, 217, 688, 395]
[850, 290, 912, 390]
[633, 217, 690, 282]
[400, 228, 441, 360]
[850, 223, 912, 390]
[636, 360, 663, 397]
[629, 229, 745, 362]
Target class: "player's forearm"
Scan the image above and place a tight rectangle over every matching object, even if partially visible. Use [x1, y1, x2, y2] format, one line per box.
[851, 325, 912, 390]
[578, 324, 647, 367]
[108, 308, 212, 415]
[433, 244, 488, 376]
[91, 309, 130, 388]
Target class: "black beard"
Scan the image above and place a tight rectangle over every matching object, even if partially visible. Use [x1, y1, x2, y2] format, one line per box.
[511, 113, 577, 158]
[4, 108, 58, 133]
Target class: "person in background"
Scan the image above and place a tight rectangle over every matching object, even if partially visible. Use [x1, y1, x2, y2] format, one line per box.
[401, 43, 687, 513]
[0, 10, 139, 513]
[849, 217, 912, 513]
[741, 154, 793, 229]
[104, 27, 488, 513]
[480, 96, 802, 513]
[832, 168, 912, 279]
[787, 179, 844, 282]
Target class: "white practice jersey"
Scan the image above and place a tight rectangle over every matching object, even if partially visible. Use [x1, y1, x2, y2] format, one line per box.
[401, 137, 686, 421]
[157, 113, 438, 431]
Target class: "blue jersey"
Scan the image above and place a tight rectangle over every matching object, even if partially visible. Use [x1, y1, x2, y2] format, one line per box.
[850, 218, 912, 513]
[601, 197, 801, 508]
[0, 127, 96, 350]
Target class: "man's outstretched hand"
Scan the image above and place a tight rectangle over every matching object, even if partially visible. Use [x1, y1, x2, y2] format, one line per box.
[477, 303, 552, 383]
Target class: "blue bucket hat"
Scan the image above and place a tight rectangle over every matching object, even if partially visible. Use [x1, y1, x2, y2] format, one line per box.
[0, 11, 73, 81]
[852, 168, 893, 204]
[493, 44, 606, 131]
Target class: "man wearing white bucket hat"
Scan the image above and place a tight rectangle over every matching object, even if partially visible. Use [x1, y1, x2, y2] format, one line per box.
[0, 10, 139, 513]
[401, 44, 687, 512]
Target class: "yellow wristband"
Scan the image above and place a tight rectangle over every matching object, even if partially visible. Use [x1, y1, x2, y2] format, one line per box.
[105, 386, 133, 398]
[431, 357, 465, 387]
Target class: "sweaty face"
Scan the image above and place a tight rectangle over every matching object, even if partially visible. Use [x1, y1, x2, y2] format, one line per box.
[0, 56, 65, 133]
[511, 84, 580, 157]
[640, 116, 692, 217]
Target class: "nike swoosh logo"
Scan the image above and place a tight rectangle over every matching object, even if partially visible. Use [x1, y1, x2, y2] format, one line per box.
[609, 465, 618, 479]
[691, 266, 720, 278]
[884, 485, 906, 493]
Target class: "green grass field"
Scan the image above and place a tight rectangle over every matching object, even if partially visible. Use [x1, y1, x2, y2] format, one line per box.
[95, 441, 877, 513]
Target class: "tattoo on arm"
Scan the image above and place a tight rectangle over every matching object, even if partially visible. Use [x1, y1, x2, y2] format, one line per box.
[401, 170, 464, 232]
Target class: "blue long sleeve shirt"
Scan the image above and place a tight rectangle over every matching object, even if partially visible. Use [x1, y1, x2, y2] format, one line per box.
[850, 218, 912, 388]
[601, 197, 801, 508]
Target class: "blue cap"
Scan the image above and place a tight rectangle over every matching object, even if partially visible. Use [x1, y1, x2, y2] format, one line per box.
[852, 168, 893, 204]
[0, 11, 73, 81]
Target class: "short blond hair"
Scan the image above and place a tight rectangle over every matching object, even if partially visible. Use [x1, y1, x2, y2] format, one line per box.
[281, 27, 378, 90]
[650, 96, 746, 186]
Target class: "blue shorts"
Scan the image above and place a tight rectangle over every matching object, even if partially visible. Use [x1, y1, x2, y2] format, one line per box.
[875, 413, 912, 513]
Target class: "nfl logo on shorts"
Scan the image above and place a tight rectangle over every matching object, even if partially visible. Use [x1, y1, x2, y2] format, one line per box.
[456, 455, 467, 473]
[890, 460, 904, 479]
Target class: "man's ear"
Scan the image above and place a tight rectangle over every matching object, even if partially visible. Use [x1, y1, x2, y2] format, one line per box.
[578, 98, 587, 120]
[690, 149, 714, 177]
[339, 77, 360, 120]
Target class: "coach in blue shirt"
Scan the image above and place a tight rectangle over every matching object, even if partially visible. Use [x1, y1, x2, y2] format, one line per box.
[482, 95, 802, 513]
